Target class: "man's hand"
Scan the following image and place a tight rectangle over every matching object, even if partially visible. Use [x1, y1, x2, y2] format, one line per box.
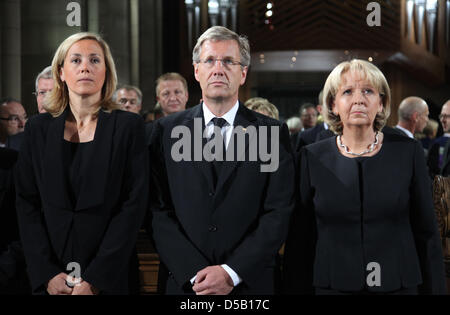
[47, 273, 73, 295]
[192, 265, 234, 295]
[71, 280, 98, 295]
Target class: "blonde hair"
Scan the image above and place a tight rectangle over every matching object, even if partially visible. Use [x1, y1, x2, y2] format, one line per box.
[322, 59, 391, 135]
[155, 72, 188, 96]
[45, 32, 118, 117]
[245, 97, 279, 120]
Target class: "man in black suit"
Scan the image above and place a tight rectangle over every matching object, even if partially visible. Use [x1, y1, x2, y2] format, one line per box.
[428, 100, 450, 177]
[291, 91, 334, 154]
[0, 98, 27, 149]
[394, 96, 429, 139]
[149, 26, 295, 295]
[0, 147, 30, 294]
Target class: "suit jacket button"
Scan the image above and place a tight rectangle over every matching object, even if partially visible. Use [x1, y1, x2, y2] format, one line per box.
[208, 225, 217, 232]
[209, 192, 214, 197]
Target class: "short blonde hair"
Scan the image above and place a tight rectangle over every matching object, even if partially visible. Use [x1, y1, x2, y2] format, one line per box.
[245, 97, 279, 120]
[45, 32, 118, 117]
[322, 59, 391, 135]
[155, 72, 188, 96]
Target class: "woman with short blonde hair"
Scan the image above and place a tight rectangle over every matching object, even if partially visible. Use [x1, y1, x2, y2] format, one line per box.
[284, 59, 446, 295]
[322, 59, 391, 135]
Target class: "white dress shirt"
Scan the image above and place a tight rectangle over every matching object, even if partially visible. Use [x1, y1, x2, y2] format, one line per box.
[395, 125, 414, 139]
[190, 100, 242, 287]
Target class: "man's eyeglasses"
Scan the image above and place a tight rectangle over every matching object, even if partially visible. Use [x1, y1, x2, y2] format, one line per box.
[0, 114, 28, 124]
[118, 98, 140, 106]
[33, 90, 52, 97]
[439, 114, 450, 120]
[198, 58, 244, 69]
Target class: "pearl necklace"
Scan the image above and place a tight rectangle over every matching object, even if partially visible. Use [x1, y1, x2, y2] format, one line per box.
[337, 132, 379, 156]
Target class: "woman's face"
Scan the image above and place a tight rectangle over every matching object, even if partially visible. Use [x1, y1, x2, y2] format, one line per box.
[60, 39, 106, 101]
[332, 71, 383, 131]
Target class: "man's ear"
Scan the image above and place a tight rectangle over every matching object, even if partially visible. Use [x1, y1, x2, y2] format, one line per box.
[240, 66, 248, 86]
[194, 63, 200, 83]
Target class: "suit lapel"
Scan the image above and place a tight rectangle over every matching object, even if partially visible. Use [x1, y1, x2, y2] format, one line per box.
[215, 104, 257, 193]
[42, 108, 114, 211]
[42, 108, 71, 209]
[441, 138, 450, 174]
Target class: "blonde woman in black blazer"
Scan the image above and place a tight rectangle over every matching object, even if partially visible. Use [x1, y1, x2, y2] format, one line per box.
[283, 59, 446, 295]
[15, 33, 148, 295]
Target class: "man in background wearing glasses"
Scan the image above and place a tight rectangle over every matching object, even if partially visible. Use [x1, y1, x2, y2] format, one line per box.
[113, 85, 143, 115]
[428, 100, 450, 177]
[0, 98, 27, 149]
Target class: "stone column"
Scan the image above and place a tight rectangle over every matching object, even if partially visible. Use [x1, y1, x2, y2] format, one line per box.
[1, 0, 22, 101]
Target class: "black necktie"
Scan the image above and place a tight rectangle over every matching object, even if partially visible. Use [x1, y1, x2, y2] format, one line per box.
[210, 117, 227, 185]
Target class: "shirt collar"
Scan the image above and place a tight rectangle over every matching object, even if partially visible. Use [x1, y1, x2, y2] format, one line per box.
[203, 100, 239, 127]
[395, 125, 414, 138]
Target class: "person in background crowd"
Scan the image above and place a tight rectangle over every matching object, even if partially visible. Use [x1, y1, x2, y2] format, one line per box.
[33, 66, 54, 114]
[245, 97, 279, 120]
[291, 91, 334, 154]
[286, 117, 302, 135]
[418, 119, 438, 158]
[299, 103, 318, 131]
[427, 100, 450, 177]
[0, 98, 27, 149]
[156, 72, 189, 117]
[113, 85, 143, 114]
[0, 147, 30, 294]
[395, 96, 429, 138]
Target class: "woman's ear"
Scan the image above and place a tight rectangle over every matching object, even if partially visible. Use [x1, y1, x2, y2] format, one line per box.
[60, 67, 65, 82]
[332, 101, 338, 115]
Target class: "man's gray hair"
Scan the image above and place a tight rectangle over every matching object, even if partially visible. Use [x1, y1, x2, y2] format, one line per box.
[35, 66, 53, 92]
[192, 26, 251, 67]
[112, 85, 143, 105]
[398, 96, 428, 122]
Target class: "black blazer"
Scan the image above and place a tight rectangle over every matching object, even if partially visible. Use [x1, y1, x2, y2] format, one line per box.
[149, 103, 295, 294]
[283, 133, 447, 294]
[291, 123, 327, 154]
[14, 109, 148, 294]
[5, 132, 24, 152]
[1, 148, 19, 249]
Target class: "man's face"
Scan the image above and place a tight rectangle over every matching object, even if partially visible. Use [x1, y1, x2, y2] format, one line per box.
[116, 89, 142, 114]
[157, 80, 188, 116]
[36, 78, 54, 113]
[194, 40, 247, 104]
[415, 106, 429, 133]
[440, 103, 450, 133]
[300, 107, 318, 129]
[0, 102, 27, 137]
